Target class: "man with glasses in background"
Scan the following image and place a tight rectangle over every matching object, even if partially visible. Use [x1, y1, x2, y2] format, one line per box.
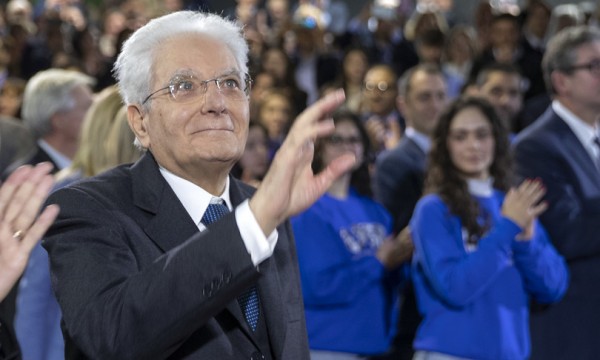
[361, 64, 404, 156]
[42, 11, 355, 359]
[513, 25, 600, 360]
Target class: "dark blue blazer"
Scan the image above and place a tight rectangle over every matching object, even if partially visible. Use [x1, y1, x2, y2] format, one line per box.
[375, 136, 427, 234]
[43, 152, 309, 359]
[513, 107, 600, 360]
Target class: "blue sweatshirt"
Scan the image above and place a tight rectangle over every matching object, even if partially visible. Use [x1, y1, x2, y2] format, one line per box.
[292, 189, 405, 355]
[411, 190, 568, 360]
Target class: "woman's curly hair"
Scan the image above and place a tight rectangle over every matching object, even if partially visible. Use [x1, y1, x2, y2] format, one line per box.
[424, 96, 513, 243]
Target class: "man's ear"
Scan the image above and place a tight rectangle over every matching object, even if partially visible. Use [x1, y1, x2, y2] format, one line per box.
[551, 71, 568, 96]
[127, 105, 150, 149]
[396, 94, 407, 117]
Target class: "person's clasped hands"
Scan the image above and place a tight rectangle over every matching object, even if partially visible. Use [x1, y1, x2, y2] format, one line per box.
[501, 178, 548, 241]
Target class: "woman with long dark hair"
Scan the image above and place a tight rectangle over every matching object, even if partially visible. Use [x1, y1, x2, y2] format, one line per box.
[410, 97, 568, 360]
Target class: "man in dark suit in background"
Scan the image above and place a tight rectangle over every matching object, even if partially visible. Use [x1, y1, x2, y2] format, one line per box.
[43, 11, 354, 360]
[17, 68, 94, 173]
[374, 63, 447, 360]
[375, 63, 447, 235]
[513, 25, 600, 360]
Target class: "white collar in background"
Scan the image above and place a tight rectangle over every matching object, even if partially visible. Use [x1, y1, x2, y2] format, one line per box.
[467, 177, 494, 197]
[38, 139, 71, 170]
[404, 127, 431, 153]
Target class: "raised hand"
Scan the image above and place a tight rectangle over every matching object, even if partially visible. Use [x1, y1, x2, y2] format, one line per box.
[501, 179, 547, 241]
[0, 163, 60, 300]
[250, 90, 356, 235]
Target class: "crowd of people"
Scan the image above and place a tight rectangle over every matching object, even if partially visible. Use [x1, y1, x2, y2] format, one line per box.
[0, 0, 599, 359]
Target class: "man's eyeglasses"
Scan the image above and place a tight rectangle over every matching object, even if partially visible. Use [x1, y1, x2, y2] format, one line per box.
[325, 135, 362, 146]
[364, 81, 392, 93]
[142, 73, 252, 105]
[561, 59, 600, 77]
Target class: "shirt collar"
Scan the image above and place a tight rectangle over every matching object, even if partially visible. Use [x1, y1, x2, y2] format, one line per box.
[553, 100, 600, 159]
[467, 177, 494, 197]
[404, 127, 431, 153]
[37, 139, 71, 170]
[159, 166, 232, 227]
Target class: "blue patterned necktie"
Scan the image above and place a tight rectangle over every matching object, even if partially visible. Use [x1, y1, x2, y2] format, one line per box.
[201, 199, 260, 332]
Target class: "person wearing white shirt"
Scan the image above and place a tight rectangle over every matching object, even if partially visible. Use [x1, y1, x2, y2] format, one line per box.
[513, 25, 600, 360]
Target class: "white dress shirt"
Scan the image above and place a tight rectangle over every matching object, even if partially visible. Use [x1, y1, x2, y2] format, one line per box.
[160, 167, 278, 266]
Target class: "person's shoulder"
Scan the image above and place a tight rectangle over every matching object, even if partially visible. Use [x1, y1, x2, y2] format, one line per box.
[49, 164, 133, 206]
[412, 193, 450, 226]
[513, 109, 560, 150]
[376, 138, 420, 168]
[415, 193, 446, 212]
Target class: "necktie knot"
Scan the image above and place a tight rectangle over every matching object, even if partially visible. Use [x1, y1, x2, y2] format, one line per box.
[201, 200, 230, 225]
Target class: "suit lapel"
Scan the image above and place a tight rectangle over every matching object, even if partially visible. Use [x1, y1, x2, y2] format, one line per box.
[405, 137, 427, 167]
[549, 112, 600, 192]
[257, 255, 287, 358]
[130, 152, 200, 253]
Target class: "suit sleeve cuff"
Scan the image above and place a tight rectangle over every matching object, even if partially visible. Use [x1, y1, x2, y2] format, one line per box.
[235, 199, 278, 266]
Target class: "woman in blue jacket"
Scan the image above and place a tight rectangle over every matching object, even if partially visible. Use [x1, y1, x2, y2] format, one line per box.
[410, 97, 568, 360]
[292, 111, 412, 359]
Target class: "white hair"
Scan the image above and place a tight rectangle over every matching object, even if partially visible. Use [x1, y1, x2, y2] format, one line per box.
[21, 69, 95, 139]
[113, 11, 249, 107]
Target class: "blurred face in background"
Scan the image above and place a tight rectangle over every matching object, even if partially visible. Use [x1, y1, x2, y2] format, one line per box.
[343, 49, 369, 85]
[0, 78, 26, 117]
[363, 66, 398, 116]
[447, 106, 495, 180]
[239, 123, 270, 181]
[262, 48, 289, 83]
[321, 119, 364, 173]
[259, 92, 292, 140]
[445, 28, 477, 65]
[490, 18, 520, 50]
[478, 71, 523, 131]
[525, 2, 551, 39]
[401, 70, 447, 136]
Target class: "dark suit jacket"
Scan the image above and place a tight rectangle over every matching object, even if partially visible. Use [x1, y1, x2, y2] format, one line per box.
[513, 107, 600, 360]
[374, 136, 427, 234]
[373, 136, 425, 360]
[1, 145, 59, 179]
[43, 152, 309, 359]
